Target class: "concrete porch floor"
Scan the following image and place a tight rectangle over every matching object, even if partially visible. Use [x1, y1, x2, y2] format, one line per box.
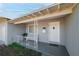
[38, 42, 69, 56]
[25, 40, 69, 56]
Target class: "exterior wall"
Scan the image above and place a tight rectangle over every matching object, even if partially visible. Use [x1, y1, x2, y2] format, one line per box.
[26, 18, 65, 46]
[64, 4, 79, 55]
[0, 20, 8, 45]
[0, 19, 26, 45]
[7, 23, 26, 45]
[38, 18, 65, 45]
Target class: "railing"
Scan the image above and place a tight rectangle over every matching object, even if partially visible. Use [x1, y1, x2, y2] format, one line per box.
[15, 34, 38, 50]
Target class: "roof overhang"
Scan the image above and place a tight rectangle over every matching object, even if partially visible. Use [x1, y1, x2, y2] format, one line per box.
[0, 17, 11, 22]
[9, 3, 77, 24]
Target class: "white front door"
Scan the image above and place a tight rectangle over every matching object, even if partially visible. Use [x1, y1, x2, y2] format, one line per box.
[49, 22, 60, 44]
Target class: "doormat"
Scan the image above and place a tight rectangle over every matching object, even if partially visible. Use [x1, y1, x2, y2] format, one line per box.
[49, 44, 59, 47]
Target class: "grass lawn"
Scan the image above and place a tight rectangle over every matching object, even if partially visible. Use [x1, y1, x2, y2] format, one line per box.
[8, 43, 41, 56]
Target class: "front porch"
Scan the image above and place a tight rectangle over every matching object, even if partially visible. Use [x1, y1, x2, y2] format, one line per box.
[8, 3, 77, 56]
[12, 17, 68, 56]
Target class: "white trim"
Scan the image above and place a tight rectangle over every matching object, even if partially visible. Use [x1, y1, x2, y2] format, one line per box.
[48, 21, 60, 45]
[27, 24, 34, 34]
[14, 9, 72, 24]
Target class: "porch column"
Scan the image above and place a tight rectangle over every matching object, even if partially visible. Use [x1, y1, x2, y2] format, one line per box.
[34, 19, 38, 50]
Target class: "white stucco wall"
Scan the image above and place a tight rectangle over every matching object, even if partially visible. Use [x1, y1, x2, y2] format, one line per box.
[26, 18, 65, 45]
[7, 23, 26, 45]
[0, 20, 8, 45]
[38, 19, 65, 45]
[65, 4, 79, 55]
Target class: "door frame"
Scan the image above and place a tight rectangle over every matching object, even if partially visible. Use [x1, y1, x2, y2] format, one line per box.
[48, 21, 60, 45]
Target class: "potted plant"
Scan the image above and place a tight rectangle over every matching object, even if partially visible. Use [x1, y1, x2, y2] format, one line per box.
[22, 33, 28, 47]
[22, 33, 28, 37]
[22, 33, 28, 41]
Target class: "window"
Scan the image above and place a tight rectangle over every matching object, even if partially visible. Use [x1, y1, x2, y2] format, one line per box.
[28, 24, 34, 33]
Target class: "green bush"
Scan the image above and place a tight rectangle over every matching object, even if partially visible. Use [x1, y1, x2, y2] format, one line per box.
[8, 42, 41, 56]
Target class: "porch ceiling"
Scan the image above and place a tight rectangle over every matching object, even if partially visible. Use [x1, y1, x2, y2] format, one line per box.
[9, 3, 77, 24]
